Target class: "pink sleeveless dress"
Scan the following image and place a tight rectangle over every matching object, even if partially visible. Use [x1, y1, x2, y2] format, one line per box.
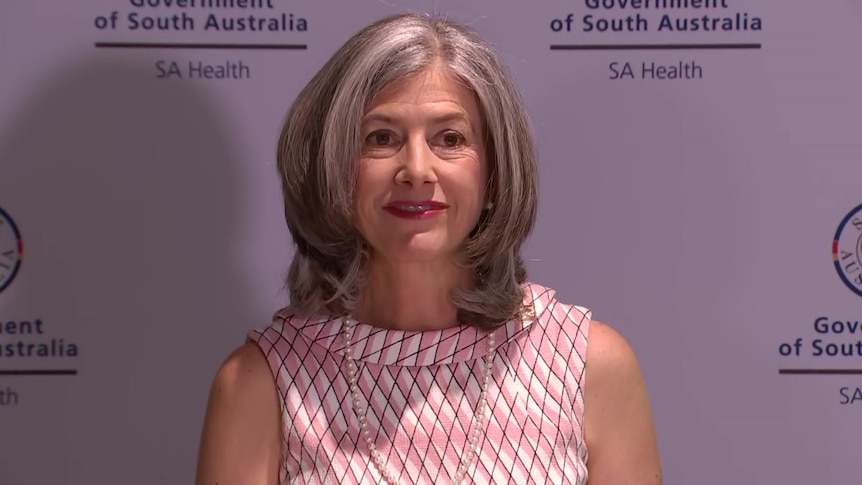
[248, 282, 591, 484]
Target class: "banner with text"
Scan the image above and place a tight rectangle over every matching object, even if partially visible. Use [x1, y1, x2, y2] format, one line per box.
[1, 1, 859, 483]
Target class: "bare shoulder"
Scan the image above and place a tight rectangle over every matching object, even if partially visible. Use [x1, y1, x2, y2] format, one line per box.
[585, 320, 638, 375]
[195, 343, 282, 485]
[583, 320, 662, 484]
[211, 342, 276, 398]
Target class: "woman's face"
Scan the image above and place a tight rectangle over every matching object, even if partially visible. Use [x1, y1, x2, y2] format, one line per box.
[354, 66, 487, 265]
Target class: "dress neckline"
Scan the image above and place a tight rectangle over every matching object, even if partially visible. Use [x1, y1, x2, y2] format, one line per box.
[273, 283, 556, 367]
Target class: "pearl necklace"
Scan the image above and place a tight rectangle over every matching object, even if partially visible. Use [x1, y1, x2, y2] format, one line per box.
[340, 318, 496, 485]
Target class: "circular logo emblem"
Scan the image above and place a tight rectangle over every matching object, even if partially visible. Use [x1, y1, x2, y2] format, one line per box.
[0, 206, 23, 294]
[833, 203, 862, 297]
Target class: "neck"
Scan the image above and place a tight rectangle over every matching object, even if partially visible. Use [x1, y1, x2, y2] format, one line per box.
[355, 259, 470, 331]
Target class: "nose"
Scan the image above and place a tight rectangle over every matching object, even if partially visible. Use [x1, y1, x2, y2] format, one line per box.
[394, 136, 437, 186]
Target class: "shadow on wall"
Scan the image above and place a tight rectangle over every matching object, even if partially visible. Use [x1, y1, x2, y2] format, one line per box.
[0, 55, 254, 484]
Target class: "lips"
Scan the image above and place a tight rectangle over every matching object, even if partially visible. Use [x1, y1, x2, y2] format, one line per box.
[385, 200, 448, 211]
[383, 200, 448, 219]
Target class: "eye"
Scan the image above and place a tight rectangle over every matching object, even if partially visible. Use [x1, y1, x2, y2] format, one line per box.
[367, 131, 393, 146]
[441, 131, 464, 148]
[361, 129, 400, 158]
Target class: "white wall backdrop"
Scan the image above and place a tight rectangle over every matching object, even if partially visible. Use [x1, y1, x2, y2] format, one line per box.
[2, 1, 860, 483]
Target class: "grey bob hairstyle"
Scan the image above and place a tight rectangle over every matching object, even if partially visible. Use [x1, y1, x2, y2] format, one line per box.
[277, 12, 539, 329]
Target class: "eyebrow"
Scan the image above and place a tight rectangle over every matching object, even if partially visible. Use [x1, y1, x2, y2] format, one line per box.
[362, 111, 472, 126]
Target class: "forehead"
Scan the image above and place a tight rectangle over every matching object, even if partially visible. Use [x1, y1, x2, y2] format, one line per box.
[364, 66, 482, 119]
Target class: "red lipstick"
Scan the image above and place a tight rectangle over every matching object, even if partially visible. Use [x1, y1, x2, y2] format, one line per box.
[383, 200, 448, 220]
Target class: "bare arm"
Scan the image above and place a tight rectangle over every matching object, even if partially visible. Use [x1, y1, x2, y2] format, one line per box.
[584, 321, 662, 484]
[195, 343, 282, 485]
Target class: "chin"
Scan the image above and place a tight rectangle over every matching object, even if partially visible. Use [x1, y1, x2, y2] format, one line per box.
[385, 246, 451, 264]
[380, 237, 458, 264]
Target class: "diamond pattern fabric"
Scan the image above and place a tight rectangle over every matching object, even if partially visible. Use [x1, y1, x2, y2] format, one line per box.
[247, 283, 591, 484]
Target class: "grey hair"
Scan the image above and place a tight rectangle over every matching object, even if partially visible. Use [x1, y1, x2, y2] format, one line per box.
[277, 11, 538, 329]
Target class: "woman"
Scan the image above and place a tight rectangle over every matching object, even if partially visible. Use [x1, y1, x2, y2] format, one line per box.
[196, 11, 661, 485]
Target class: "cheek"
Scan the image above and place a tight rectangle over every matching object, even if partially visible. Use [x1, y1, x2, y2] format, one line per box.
[353, 164, 387, 223]
[352, 165, 370, 222]
[470, 149, 489, 198]
[449, 167, 486, 214]
[354, 163, 377, 202]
